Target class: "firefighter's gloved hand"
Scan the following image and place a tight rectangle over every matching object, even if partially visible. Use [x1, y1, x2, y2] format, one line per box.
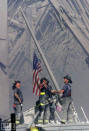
[53, 98, 57, 103]
[21, 104, 23, 106]
[20, 103, 23, 107]
[48, 98, 51, 102]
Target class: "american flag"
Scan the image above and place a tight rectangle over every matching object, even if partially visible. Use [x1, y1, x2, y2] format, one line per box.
[33, 53, 42, 96]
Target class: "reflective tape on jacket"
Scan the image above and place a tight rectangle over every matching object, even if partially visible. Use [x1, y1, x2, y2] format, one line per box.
[40, 92, 45, 95]
[40, 103, 45, 106]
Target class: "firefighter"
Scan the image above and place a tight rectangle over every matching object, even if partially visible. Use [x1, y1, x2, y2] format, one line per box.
[48, 90, 59, 124]
[35, 77, 60, 125]
[43, 84, 59, 124]
[43, 84, 57, 124]
[58, 75, 73, 123]
[12, 81, 24, 124]
[35, 77, 50, 124]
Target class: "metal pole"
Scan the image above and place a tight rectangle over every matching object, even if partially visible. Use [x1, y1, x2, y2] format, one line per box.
[81, 106, 89, 123]
[27, 112, 39, 128]
[55, 111, 61, 121]
[19, 7, 60, 90]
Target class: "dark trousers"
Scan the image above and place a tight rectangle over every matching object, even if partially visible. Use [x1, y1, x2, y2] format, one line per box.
[36, 106, 45, 124]
[44, 104, 50, 124]
[37, 103, 56, 123]
[35, 104, 50, 124]
[49, 103, 56, 121]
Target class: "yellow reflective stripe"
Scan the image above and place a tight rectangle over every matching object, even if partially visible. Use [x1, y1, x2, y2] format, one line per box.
[31, 127, 39, 131]
[44, 120, 49, 123]
[16, 120, 20, 124]
[38, 120, 43, 122]
[40, 103, 45, 106]
[40, 92, 45, 95]
[38, 120, 43, 123]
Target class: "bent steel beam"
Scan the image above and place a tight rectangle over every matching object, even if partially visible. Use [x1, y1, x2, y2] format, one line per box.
[20, 7, 60, 91]
[49, 0, 89, 56]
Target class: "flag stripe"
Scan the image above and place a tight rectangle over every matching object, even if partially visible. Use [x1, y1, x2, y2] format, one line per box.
[36, 77, 40, 95]
[33, 53, 42, 96]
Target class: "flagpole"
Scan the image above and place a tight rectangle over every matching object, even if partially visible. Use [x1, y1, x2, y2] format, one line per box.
[19, 7, 60, 90]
